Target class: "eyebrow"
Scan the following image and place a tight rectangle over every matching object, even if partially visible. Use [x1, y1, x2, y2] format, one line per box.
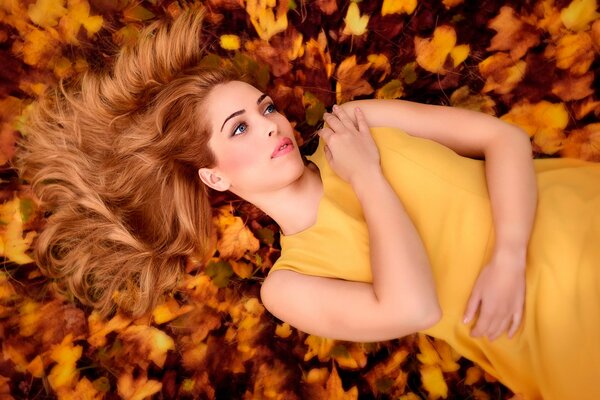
[220, 93, 269, 133]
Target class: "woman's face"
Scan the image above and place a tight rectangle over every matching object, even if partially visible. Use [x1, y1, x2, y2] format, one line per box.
[199, 80, 304, 196]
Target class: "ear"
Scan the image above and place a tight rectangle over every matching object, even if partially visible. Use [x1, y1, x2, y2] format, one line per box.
[198, 167, 230, 191]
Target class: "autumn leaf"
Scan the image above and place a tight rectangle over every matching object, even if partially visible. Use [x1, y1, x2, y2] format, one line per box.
[486, 6, 541, 61]
[335, 55, 374, 103]
[499, 100, 568, 154]
[117, 371, 162, 400]
[342, 2, 369, 36]
[381, 0, 416, 16]
[326, 364, 359, 399]
[449, 85, 497, 115]
[560, 0, 600, 32]
[420, 364, 448, 400]
[551, 31, 595, 74]
[214, 204, 260, 260]
[27, 0, 68, 29]
[478, 52, 527, 95]
[220, 34, 240, 50]
[414, 25, 469, 74]
[560, 123, 600, 161]
[48, 333, 83, 390]
[245, 0, 289, 41]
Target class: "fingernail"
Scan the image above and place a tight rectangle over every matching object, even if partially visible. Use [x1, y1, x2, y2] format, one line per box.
[333, 104, 338, 110]
[463, 316, 469, 324]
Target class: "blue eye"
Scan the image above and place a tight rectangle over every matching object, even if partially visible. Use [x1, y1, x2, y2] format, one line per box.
[230, 102, 277, 137]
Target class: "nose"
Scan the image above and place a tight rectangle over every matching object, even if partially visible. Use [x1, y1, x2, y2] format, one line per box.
[264, 117, 277, 137]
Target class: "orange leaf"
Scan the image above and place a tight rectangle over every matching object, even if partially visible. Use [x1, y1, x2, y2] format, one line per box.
[487, 6, 541, 60]
[478, 52, 527, 94]
[335, 55, 373, 103]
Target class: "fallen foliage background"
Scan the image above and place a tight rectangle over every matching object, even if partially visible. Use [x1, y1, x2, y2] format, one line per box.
[0, 0, 599, 398]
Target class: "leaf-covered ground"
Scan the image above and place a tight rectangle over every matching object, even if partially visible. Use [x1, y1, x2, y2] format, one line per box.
[0, 0, 599, 398]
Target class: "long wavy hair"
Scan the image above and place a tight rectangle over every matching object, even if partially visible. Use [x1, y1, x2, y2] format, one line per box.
[15, 6, 245, 319]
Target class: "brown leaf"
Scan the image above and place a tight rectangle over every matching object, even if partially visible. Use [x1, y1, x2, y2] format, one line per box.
[486, 6, 540, 61]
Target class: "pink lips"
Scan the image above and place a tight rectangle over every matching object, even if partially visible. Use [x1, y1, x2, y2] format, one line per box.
[271, 137, 294, 158]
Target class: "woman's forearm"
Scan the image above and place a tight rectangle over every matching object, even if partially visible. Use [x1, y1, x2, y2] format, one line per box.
[483, 129, 538, 264]
[351, 170, 441, 326]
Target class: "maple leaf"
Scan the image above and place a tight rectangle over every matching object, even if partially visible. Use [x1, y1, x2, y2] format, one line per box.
[486, 6, 541, 61]
[48, 333, 83, 390]
[325, 364, 359, 399]
[465, 365, 483, 385]
[58, 0, 103, 44]
[117, 371, 162, 400]
[363, 347, 410, 396]
[342, 2, 369, 36]
[214, 204, 260, 260]
[244, 0, 288, 41]
[551, 31, 595, 75]
[118, 324, 175, 369]
[151, 296, 194, 324]
[414, 25, 469, 74]
[27, 0, 68, 28]
[335, 55, 374, 103]
[304, 334, 336, 362]
[87, 311, 132, 348]
[551, 70, 595, 101]
[478, 52, 527, 95]
[561, 123, 600, 161]
[499, 100, 568, 154]
[560, 0, 600, 32]
[381, 0, 416, 16]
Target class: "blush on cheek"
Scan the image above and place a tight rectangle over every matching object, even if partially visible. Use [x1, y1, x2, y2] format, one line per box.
[220, 150, 257, 173]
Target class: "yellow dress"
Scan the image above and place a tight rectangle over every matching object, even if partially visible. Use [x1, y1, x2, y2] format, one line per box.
[267, 126, 600, 400]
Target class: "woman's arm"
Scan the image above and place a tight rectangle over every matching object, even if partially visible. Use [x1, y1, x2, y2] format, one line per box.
[337, 99, 538, 340]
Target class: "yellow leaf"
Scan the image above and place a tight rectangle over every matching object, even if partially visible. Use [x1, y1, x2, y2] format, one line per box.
[87, 311, 132, 348]
[343, 2, 369, 36]
[27, 0, 68, 28]
[0, 197, 36, 264]
[414, 25, 458, 74]
[381, 0, 417, 16]
[304, 334, 335, 362]
[59, 0, 103, 44]
[450, 44, 469, 67]
[416, 333, 441, 365]
[220, 34, 240, 50]
[560, 0, 600, 31]
[19, 299, 42, 337]
[431, 338, 461, 372]
[326, 365, 359, 399]
[151, 296, 193, 324]
[19, 26, 60, 67]
[420, 364, 448, 400]
[230, 259, 253, 278]
[275, 322, 292, 338]
[478, 53, 527, 94]
[52, 56, 72, 79]
[305, 367, 329, 384]
[553, 31, 594, 74]
[48, 333, 83, 390]
[499, 100, 568, 154]
[117, 372, 162, 400]
[245, 0, 288, 41]
[215, 205, 259, 259]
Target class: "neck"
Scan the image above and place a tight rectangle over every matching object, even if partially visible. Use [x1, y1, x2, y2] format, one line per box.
[244, 163, 323, 236]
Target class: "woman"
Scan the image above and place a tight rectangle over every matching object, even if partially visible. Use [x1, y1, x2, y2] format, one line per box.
[16, 7, 600, 400]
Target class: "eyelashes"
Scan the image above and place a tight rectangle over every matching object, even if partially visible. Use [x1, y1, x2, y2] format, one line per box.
[230, 103, 277, 137]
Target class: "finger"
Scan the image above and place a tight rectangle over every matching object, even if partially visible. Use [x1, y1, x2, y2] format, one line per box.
[317, 125, 334, 143]
[322, 112, 346, 134]
[332, 104, 358, 131]
[463, 290, 481, 324]
[507, 309, 524, 338]
[488, 317, 511, 341]
[354, 107, 370, 135]
[471, 304, 494, 337]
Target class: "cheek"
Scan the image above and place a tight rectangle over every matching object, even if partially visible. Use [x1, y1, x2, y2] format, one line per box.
[219, 147, 263, 174]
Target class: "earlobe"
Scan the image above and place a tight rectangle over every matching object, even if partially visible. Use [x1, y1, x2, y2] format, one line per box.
[198, 168, 230, 192]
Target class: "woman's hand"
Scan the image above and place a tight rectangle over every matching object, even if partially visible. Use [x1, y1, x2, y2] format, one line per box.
[318, 105, 381, 187]
[463, 250, 526, 341]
